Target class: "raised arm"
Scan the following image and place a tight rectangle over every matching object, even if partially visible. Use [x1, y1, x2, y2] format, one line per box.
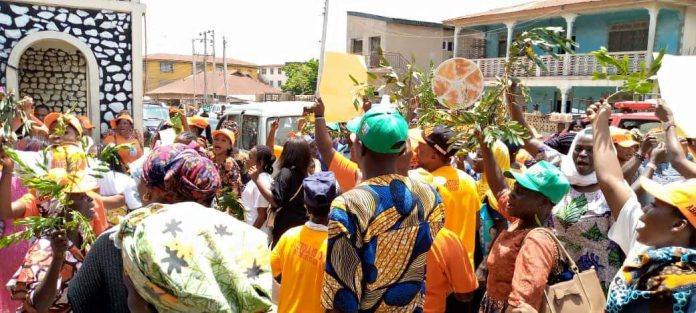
[312, 98, 337, 167]
[0, 146, 27, 219]
[588, 102, 632, 218]
[622, 133, 655, 181]
[631, 143, 667, 196]
[249, 165, 279, 208]
[655, 100, 696, 178]
[506, 85, 545, 156]
[266, 118, 279, 149]
[32, 231, 68, 313]
[478, 136, 509, 198]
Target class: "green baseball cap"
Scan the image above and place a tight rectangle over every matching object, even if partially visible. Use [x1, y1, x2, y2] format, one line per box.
[346, 106, 408, 154]
[503, 160, 570, 204]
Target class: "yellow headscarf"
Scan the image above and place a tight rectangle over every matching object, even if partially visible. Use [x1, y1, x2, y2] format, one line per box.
[477, 141, 515, 210]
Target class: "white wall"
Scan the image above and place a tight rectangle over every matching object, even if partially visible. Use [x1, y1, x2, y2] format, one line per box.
[258, 65, 288, 88]
[682, 6, 696, 55]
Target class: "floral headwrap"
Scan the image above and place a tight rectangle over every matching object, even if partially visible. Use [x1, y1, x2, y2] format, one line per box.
[142, 143, 221, 205]
[115, 203, 273, 312]
[607, 247, 696, 313]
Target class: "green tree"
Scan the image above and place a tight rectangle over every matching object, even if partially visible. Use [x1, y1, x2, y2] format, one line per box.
[281, 59, 319, 95]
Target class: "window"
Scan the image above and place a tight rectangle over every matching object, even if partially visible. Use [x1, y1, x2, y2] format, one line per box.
[241, 115, 259, 150]
[261, 68, 267, 75]
[160, 62, 174, 73]
[216, 64, 224, 71]
[270, 81, 275, 87]
[278, 80, 282, 87]
[278, 68, 282, 75]
[351, 39, 363, 54]
[447, 42, 453, 52]
[608, 21, 649, 52]
[267, 116, 302, 146]
[195, 63, 204, 72]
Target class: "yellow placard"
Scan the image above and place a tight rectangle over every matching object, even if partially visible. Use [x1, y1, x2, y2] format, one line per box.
[657, 55, 696, 138]
[319, 52, 368, 123]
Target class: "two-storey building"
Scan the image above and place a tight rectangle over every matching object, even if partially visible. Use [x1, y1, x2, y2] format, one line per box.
[144, 53, 258, 92]
[444, 0, 696, 113]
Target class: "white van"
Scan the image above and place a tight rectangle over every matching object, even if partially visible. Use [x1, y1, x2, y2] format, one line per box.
[214, 101, 312, 151]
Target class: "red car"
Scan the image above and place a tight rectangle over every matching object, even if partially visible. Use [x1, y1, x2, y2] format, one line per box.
[581, 101, 660, 132]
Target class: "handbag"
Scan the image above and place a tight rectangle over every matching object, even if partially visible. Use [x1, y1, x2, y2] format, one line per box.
[266, 184, 303, 229]
[536, 228, 606, 313]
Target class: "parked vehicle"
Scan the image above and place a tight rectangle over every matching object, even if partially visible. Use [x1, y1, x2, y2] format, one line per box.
[214, 101, 311, 152]
[143, 102, 169, 147]
[581, 101, 660, 133]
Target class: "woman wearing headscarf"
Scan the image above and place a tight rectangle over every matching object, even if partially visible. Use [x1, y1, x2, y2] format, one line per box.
[588, 101, 696, 312]
[103, 111, 143, 166]
[508, 88, 627, 292]
[68, 143, 225, 313]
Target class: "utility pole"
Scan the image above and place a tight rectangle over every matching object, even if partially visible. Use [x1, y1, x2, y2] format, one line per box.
[316, 0, 330, 93]
[192, 38, 197, 111]
[210, 30, 216, 103]
[223, 36, 229, 101]
[202, 31, 209, 105]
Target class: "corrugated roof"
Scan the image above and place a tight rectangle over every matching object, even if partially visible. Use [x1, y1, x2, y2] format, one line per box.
[147, 70, 280, 96]
[348, 11, 451, 29]
[443, 0, 648, 25]
[145, 53, 257, 67]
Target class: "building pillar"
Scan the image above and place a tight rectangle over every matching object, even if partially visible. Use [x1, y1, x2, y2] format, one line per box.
[646, 6, 659, 64]
[505, 21, 516, 60]
[453, 26, 461, 58]
[560, 86, 571, 113]
[563, 14, 578, 76]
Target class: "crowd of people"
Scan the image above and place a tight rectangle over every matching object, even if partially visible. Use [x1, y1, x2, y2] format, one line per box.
[1, 88, 696, 313]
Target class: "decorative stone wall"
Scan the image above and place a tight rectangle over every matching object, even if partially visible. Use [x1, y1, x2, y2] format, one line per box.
[19, 47, 88, 114]
[0, 1, 134, 133]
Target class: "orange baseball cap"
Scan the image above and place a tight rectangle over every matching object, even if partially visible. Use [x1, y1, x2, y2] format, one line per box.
[188, 116, 209, 129]
[641, 177, 696, 228]
[610, 126, 640, 148]
[44, 112, 83, 137]
[110, 113, 134, 129]
[212, 128, 236, 144]
[78, 115, 95, 129]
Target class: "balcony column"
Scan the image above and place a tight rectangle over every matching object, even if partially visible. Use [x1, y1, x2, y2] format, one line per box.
[505, 21, 516, 60]
[646, 6, 659, 65]
[560, 86, 571, 113]
[563, 14, 578, 76]
[453, 27, 461, 58]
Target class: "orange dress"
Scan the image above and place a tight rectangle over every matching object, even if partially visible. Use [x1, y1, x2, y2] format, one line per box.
[480, 190, 559, 312]
[102, 133, 143, 165]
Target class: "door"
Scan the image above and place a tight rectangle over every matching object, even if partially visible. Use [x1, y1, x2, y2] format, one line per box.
[369, 36, 381, 67]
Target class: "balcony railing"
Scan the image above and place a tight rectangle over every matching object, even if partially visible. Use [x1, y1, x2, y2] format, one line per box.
[364, 51, 409, 73]
[472, 51, 647, 78]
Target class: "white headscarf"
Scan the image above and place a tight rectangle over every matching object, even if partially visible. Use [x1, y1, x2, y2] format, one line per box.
[560, 127, 597, 186]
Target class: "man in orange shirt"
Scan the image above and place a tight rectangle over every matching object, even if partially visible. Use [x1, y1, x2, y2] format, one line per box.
[414, 125, 481, 267]
[271, 172, 339, 313]
[313, 99, 361, 191]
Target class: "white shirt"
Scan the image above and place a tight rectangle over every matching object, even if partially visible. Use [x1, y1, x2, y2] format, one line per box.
[242, 172, 271, 235]
[607, 194, 650, 292]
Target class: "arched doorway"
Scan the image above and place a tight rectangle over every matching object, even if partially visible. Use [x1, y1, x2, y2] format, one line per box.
[6, 31, 100, 138]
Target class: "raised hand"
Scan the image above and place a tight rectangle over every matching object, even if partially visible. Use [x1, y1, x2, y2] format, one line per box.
[313, 97, 326, 117]
[0, 141, 14, 174]
[49, 230, 69, 256]
[655, 99, 674, 124]
[270, 118, 279, 131]
[650, 142, 669, 164]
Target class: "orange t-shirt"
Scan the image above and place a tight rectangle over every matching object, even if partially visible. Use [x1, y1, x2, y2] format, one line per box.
[328, 151, 359, 192]
[20, 191, 108, 236]
[424, 228, 478, 313]
[102, 134, 143, 165]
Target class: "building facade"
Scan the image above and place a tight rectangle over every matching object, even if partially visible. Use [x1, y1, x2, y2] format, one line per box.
[258, 64, 288, 89]
[144, 53, 258, 92]
[444, 0, 696, 113]
[0, 0, 145, 134]
[346, 11, 482, 74]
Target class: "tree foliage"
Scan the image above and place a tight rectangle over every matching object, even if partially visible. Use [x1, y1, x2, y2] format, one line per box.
[591, 47, 664, 101]
[281, 59, 319, 95]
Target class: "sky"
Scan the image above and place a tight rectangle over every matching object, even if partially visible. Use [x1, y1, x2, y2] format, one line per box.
[141, 0, 530, 65]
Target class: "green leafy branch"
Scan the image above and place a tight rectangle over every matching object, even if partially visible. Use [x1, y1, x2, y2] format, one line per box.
[591, 47, 664, 101]
[0, 90, 30, 142]
[214, 188, 245, 221]
[1, 146, 96, 250]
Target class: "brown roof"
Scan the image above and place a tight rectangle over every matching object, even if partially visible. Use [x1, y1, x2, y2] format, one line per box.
[147, 70, 280, 96]
[145, 53, 257, 67]
[443, 0, 662, 26]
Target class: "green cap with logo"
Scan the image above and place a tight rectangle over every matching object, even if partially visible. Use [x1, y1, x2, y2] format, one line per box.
[503, 160, 570, 204]
[346, 105, 408, 154]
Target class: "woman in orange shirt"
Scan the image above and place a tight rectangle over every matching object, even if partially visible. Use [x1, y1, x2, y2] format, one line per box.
[102, 111, 143, 166]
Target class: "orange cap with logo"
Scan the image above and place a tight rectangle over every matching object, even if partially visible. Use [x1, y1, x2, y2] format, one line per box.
[641, 177, 696, 228]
